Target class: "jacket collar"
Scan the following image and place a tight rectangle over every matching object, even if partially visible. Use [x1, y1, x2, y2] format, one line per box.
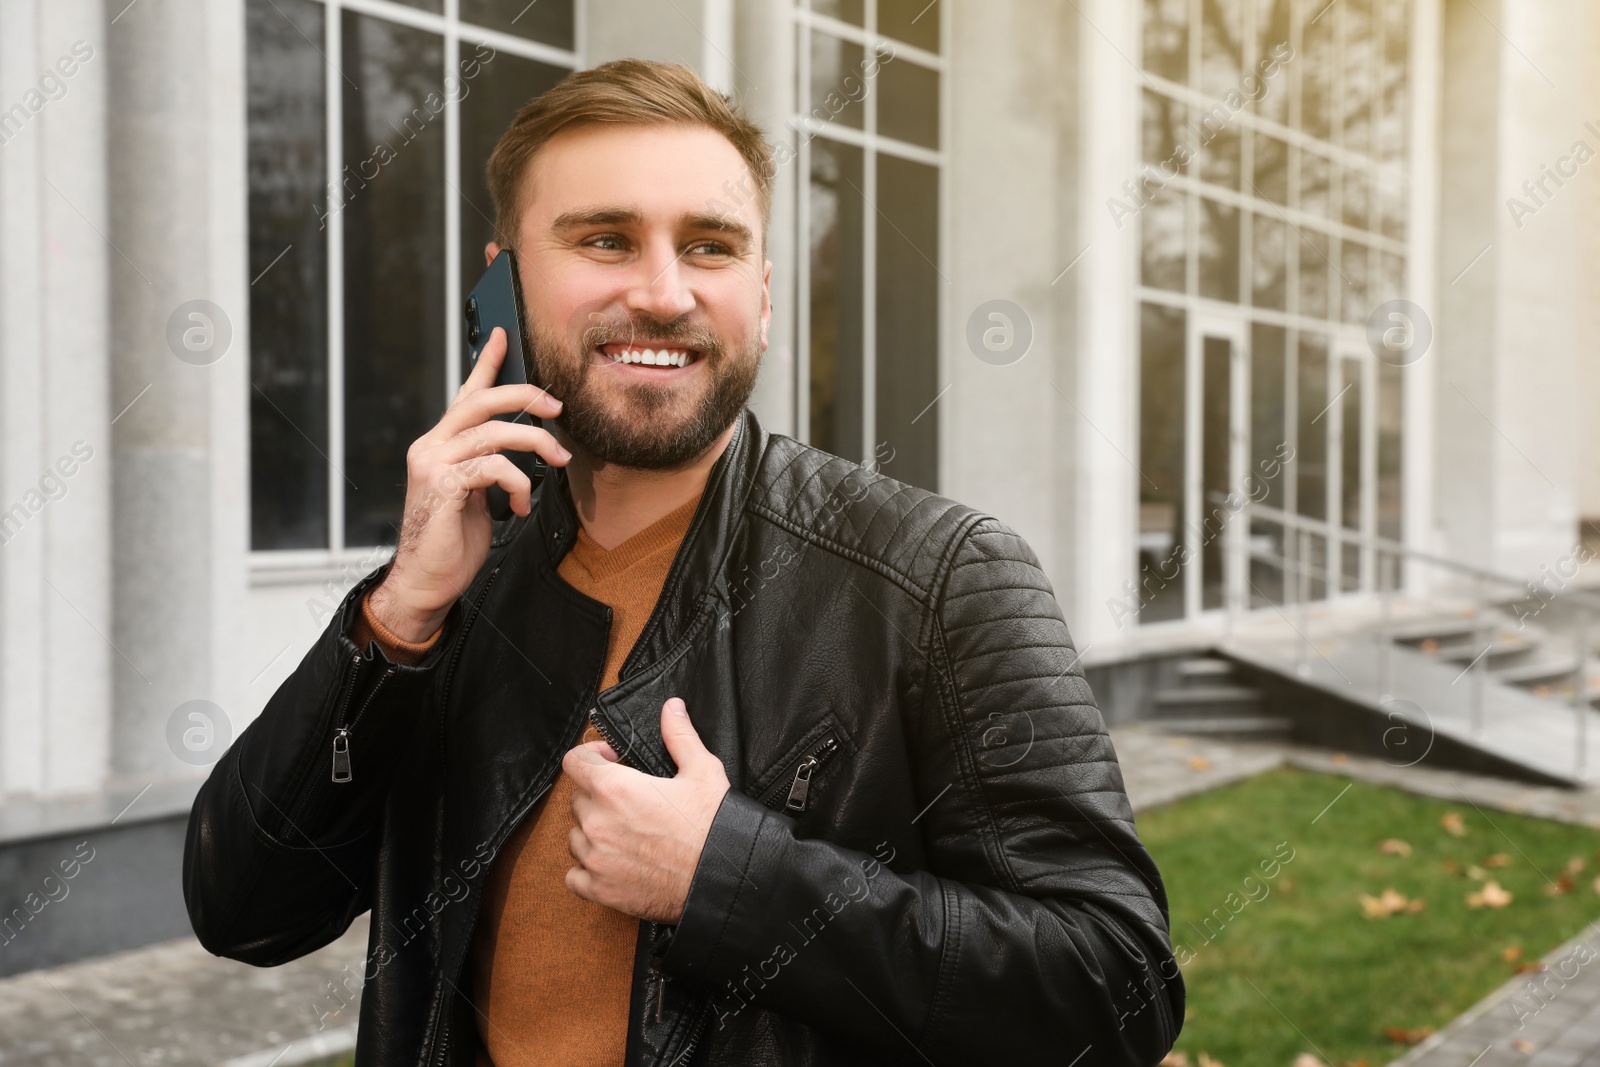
[530, 405, 768, 681]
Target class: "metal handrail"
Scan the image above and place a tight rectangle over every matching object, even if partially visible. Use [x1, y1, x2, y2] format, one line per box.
[1199, 491, 1596, 778]
[1206, 492, 1600, 611]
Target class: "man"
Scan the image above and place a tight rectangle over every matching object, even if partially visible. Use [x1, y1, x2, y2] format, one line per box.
[184, 59, 1184, 1066]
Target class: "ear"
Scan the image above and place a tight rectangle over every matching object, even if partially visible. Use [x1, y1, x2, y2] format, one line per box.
[758, 258, 773, 351]
[485, 240, 501, 267]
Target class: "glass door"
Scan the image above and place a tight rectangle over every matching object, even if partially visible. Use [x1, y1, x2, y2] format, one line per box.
[1186, 315, 1250, 619]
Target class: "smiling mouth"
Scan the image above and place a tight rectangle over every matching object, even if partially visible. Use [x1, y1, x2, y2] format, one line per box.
[597, 342, 702, 368]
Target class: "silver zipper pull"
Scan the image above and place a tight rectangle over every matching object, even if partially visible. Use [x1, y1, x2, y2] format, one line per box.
[655, 972, 668, 1022]
[786, 756, 819, 811]
[332, 728, 352, 783]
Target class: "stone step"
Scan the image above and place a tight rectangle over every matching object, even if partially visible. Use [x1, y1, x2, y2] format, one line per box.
[1154, 684, 1263, 707]
[1147, 716, 1294, 742]
[1177, 657, 1235, 679]
[1494, 656, 1582, 686]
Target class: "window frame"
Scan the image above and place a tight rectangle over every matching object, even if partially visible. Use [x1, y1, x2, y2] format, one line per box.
[1132, 0, 1416, 626]
[791, 0, 951, 483]
[248, 0, 584, 577]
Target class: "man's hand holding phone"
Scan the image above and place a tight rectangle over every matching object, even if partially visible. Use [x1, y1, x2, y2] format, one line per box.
[367, 326, 569, 643]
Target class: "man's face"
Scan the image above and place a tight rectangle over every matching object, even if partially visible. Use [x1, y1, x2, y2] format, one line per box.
[494, 123, 771, 471]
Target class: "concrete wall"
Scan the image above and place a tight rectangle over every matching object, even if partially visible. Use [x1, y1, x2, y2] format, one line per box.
[1434, 0, 1597, 578]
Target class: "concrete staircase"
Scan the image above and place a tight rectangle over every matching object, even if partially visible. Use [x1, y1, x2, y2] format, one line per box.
[1387, 610, 1595, 705]
[1146, 654, 1293, 743]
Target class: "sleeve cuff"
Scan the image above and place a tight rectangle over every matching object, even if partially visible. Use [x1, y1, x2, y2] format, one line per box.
[656, 790, 788, 980]
[349, 588, 441, 667]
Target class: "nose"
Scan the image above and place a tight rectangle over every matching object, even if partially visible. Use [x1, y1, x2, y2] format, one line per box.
[623, 237, 696, 322]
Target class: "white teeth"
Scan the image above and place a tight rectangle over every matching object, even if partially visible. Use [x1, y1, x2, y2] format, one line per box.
[606, 347, 693, 367]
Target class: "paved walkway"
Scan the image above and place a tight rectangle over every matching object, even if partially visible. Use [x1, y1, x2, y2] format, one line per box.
[0, 917, 365, 1066]
[9, 731, 1600, 1065]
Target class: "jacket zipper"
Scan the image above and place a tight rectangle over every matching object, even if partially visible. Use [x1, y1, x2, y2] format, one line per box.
[280, 651, 362, 835]
[330, 665, 396, 783]
[760, 733, 840, 813]
[587, 705, 715, 1064]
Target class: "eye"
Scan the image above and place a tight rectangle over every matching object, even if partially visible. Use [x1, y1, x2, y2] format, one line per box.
[585, 234, 628, 251]
[688, 240, 733, 257]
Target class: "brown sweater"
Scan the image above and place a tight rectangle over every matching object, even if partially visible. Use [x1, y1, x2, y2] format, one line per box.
[349, 492, 703, 1067]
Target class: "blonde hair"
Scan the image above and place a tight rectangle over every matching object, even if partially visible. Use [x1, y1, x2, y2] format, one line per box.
[487, 58, 775, 251]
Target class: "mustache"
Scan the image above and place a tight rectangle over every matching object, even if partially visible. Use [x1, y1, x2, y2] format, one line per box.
[578, 313, 722, 354]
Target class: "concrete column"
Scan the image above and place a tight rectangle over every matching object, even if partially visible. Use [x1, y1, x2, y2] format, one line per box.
[1435, 0, 1595, 577]
[735, 0, 797, 437]
[105, 0, 250, 782]
[0, 0, 113, 797]
[1069, 0, 1140, 646]
[944, 0, 1083, 619]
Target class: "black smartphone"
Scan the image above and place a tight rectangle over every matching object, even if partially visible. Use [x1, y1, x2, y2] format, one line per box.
[463, 248, 548, 521]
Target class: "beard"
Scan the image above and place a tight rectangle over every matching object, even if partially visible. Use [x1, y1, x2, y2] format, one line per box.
[527, 310, 761, 470]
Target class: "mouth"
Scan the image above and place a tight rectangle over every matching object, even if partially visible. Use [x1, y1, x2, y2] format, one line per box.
[596, 341, 704, 371]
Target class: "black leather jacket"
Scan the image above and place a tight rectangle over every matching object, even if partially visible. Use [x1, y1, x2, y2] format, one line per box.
[183, 409, 1184, 1066]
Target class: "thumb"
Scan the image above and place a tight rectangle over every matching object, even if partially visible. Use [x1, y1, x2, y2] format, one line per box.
[661, 697, 719, 778]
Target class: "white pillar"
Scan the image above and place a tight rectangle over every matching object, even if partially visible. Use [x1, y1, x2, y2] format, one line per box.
[0, 0, 113, 797]
[1070, 0, 1141, 647]
[105, 0, 250, 781]
[734, 0, 797, 437]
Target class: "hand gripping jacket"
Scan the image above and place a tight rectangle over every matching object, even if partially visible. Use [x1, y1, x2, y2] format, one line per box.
[183, 408, 1185, 1066]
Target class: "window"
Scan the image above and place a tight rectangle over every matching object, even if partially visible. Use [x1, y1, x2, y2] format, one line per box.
[1134, 0, 1411, 622]
[246, 0, 579, 554]
[795, 0, 946, 493]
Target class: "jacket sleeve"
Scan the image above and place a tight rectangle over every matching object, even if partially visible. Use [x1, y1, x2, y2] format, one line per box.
[182, 560, 464, 966]
[657, 517, 1185, 1065]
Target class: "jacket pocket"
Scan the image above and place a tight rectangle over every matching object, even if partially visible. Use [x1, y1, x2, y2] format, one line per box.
[748, 714, 852, 815]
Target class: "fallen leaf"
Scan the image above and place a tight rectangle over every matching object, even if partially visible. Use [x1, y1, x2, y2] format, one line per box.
[1502, 944, 1523, 962]
[1468, 880, 1513, 908]
[1421, 638, 1440, 653]
[1360, 887, 1425, 917]
[1567, 856, 1586, 875]
[1592, 873, 1600, 895]
[1331, 753, 1350, 765]
[1383, 1026, 1435, 1044]
[1379, 839, 1413, 856]
[1512, 1038, 1535, 1051]
[1441, 811, 1467, 836]
[1515, 961, 1546, 974]
[1158, 1053, 1190, 1067]
[1466, 865, 1488, 881]
[1543, 875, 1576, 897]
[1441, 859, 1462, 875]
[1483, 853, 1511, 868]
[1198, 1054, 1225, 1067]
[1187, 756, 1212, 771]
[1292, 1055, 1326, 1067]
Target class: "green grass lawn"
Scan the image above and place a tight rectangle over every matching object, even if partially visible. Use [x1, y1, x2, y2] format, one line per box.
[1139, 766, 1600, 1066]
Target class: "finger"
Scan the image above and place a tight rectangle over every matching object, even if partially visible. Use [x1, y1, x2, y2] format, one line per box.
[438, 382, 564, 439]
[567, 826, 591, 864]
[565, 865, 597, 903]
[660, 697, 720, 779]
[427, 453, 535, 518]
[458, 325, 507, 399]
[580, 738, 621, 763]
[561, 741, 613, 784]
[435, 419, 571, 469]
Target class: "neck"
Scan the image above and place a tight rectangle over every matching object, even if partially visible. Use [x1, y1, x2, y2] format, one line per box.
[559, 420, 737, 551]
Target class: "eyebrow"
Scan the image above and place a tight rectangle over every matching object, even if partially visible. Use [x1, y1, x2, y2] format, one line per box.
[549, 206, 755, 250]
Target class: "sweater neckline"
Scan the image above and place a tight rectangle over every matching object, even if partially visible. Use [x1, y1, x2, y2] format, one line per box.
[566, 490, 704, 581]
